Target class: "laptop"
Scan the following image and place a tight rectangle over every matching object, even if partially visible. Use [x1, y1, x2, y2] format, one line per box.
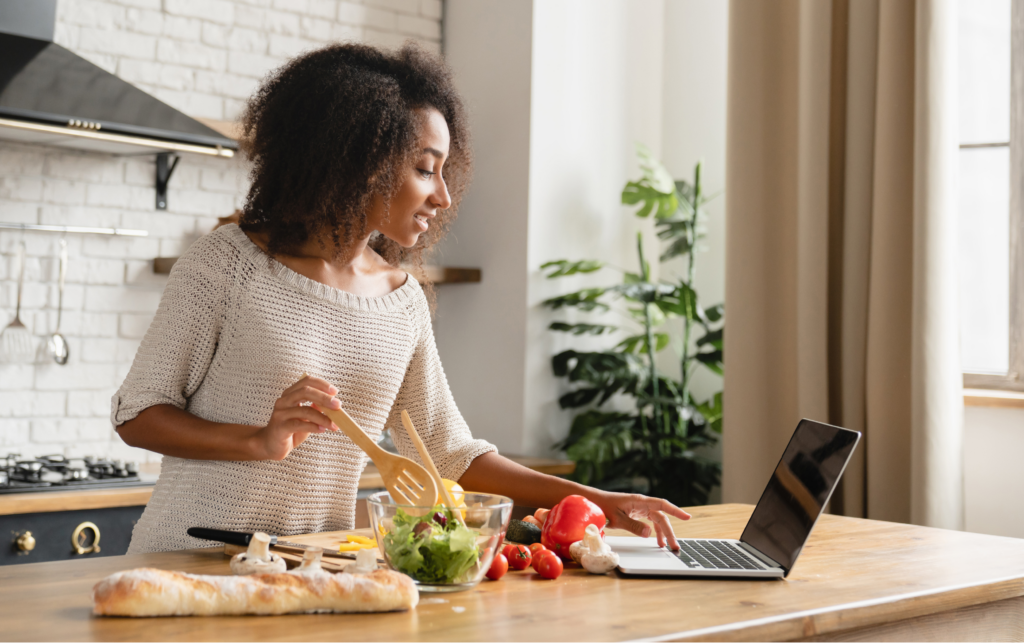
[611, 418, 861, 579]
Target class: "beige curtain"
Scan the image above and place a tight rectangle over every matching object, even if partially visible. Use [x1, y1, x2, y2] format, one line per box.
[722, 0, 963, 528]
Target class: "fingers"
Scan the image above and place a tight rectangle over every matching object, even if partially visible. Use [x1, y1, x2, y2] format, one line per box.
[273, 407, 338, 432]
[653, 497, 691, 522]
[284, 375, 338, 398]
[612, 513, 652, 540]
[276, 385, 342, 412]
[649, 510, 679, 550]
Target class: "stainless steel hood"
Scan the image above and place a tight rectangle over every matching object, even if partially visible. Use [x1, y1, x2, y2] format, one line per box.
[0, 32, 236, 158]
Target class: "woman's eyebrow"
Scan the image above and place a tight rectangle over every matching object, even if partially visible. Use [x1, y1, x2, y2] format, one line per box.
[423, 147, 445, 158]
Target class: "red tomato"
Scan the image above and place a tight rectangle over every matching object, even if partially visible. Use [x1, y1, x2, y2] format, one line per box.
[486, 553, 509, 580]
[506, 544, 532, 571]
[529, 543, 547, 556]
[502, 544, 517, 560]
[533, 550, 563, 579]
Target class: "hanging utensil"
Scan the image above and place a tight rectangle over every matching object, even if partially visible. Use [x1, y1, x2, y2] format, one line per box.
[45, 238, 69, 365]
[0, 242, 34, 363]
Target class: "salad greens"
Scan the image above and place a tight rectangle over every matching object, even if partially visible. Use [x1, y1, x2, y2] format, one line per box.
[383, 505, 481, 584]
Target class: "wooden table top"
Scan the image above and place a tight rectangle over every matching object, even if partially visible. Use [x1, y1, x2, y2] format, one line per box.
[3, 503, 1024, 642]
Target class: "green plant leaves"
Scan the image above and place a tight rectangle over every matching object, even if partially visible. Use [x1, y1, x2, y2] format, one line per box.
[551, 350, 645, 407]
[548, 322, 617, 335]
[655, 282, 698, 320]
[616, 332, 670, 354]
[542, 151, 724, 507]
[695, 349, 724, 375]
[696, 327, 722, 350]
[555, 410, 637, 486]
[540, 259, 604, 278]
[621, 144, 678, 219]
[541, 288, 608, 312]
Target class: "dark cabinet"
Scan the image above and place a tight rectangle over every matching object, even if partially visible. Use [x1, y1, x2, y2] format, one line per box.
[2, 505, 145, 565]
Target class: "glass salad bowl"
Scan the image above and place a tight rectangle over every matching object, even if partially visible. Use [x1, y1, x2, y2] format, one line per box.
[366, 490, 513, 592]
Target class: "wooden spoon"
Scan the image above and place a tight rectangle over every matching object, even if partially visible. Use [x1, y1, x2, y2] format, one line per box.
[320, 405, 439, 507]
[400, 410, 462, 520]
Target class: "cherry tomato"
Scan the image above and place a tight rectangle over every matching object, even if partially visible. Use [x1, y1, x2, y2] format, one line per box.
[486, 553, 509, 580]
[502, 544, 517, 560]
[533, 550, 563, 579]
[506, 544, 532, 571]
[529, 542, 547, 556]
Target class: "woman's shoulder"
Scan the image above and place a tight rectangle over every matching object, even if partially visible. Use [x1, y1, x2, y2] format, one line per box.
[169, 224, 253, 281]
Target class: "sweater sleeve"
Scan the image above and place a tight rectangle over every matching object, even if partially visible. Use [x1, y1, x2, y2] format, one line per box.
[110, 233, 233, 427]
[387, 292, 497, 483]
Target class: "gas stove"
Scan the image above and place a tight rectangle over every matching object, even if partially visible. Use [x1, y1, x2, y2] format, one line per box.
[0, 454, 150, 494]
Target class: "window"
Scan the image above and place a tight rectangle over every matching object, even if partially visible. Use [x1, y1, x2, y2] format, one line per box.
[958, 0, 1024, 391]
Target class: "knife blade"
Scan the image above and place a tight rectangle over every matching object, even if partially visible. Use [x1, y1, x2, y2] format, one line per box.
[186, 527, 382, 561]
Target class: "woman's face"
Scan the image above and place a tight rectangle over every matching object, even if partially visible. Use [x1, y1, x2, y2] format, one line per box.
[369, 107, 452, 248]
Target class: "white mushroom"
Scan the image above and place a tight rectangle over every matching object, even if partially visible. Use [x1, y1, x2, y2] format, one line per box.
[579, 523, 619, 574]
[289, 547, 325, 575]
[569, 539, 587, 564]
[229, 532, 287, 575]
[343, 547, 379, 574]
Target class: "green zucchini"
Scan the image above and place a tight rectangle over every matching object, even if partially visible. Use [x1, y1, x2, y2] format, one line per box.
[505, 518, 543, 544]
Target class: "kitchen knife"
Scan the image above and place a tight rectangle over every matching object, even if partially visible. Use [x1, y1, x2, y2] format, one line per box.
[186, 527, 381, 561]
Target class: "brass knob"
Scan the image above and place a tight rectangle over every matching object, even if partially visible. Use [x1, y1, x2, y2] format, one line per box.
[16, 531, 36, 552]
[72, 522, 101, 555]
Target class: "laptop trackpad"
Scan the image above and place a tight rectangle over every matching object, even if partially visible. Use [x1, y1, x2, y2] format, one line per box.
[606, 537, 685, 572]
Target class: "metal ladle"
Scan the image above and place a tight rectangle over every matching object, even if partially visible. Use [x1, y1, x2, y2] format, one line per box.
[46, 238, 69, 365]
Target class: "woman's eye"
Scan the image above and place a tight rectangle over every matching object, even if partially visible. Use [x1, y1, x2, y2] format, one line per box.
[417, 168, 435, 178]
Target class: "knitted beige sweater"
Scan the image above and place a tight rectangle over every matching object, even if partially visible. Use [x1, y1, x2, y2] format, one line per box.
[112, 224, 495, 554]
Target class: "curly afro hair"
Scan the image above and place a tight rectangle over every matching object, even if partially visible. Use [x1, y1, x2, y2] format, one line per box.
[238, 41, 471, 276]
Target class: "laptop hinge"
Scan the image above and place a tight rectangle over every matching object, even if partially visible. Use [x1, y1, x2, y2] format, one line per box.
[738, 542, 783, 570]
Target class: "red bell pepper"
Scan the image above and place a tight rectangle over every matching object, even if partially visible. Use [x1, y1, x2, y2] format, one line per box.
[540, 495, 606, 560]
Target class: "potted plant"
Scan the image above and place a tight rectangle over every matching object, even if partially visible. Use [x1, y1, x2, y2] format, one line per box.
[541, 145, 723, 507]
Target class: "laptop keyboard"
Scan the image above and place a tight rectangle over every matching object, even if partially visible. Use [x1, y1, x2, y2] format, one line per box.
[673, 540, 765, 570]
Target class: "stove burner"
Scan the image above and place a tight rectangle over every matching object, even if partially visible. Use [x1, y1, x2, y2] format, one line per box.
[0, 453, 147, 494]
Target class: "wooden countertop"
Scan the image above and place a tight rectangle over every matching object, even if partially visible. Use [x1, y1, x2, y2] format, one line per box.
[0, 456, 574, 516]
[3, 504, 1024, 641]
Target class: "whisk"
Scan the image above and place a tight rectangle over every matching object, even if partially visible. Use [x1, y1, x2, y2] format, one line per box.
[0, 242, 34, 363]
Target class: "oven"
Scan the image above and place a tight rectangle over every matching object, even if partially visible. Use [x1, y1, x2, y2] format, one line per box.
[1, 453, 152, 565]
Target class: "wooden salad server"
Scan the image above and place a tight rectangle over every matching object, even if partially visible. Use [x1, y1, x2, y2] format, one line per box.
[400, 410, 462, 519]
[320, 405, 439, 507]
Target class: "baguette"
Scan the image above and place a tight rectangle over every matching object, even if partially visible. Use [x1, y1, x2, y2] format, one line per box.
[92, 567, 418, 617]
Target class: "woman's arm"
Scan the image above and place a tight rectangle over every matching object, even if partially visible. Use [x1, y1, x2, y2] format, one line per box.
[459, 452, 691, 549]
[118, 376, 343, 461]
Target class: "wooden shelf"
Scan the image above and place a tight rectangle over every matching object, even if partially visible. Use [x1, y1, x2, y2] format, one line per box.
[153, 256, 480, 284]
[964, 388, 1024, 409]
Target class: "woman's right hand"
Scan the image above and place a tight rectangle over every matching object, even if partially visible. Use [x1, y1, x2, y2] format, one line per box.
[252, 375, 342, 461]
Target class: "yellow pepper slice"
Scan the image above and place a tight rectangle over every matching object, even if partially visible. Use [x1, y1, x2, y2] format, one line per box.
[344, 534, 375, 544]
[338, 542, 377, 552]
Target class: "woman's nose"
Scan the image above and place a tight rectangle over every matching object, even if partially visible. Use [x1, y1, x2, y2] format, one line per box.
[433, 178, 452, 210]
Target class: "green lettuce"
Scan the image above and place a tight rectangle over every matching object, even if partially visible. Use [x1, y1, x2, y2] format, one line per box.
[383, 506, 481, 584]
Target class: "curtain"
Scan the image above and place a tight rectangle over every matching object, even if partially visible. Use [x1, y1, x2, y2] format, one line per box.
[722, 0, 963, 528]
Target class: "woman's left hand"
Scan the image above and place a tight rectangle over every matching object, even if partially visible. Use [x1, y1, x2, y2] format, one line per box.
[590, 491, 691, 550]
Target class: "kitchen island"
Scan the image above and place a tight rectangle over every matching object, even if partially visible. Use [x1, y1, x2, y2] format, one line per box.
[3, 504, 1024, 642]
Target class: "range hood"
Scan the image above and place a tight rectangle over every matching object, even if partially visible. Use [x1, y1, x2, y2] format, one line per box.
[0, 32, 236, 158]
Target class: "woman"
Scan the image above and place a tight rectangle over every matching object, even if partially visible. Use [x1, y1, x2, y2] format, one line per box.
[115, 42, 689, 554]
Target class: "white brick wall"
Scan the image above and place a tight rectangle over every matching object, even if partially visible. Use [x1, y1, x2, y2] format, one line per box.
[0, 0, 443, 463]
[54, 0, 443, 121]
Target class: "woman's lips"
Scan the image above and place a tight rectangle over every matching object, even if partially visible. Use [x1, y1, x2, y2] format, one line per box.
[414, 214, 429, 232]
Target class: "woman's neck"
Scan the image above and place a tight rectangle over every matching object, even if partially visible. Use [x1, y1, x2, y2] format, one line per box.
[244, 228, 406, 297]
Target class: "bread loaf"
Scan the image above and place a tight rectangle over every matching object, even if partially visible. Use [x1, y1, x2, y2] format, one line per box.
[92, 567, 418, 617]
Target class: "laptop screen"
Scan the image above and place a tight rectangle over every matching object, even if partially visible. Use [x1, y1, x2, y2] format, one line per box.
[739, 419, 860, 574]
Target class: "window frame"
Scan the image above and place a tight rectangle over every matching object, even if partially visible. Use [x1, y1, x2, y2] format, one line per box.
[962, 0, 1024, 392]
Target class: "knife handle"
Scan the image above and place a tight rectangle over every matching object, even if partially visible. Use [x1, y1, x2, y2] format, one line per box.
[187, 527, 274, 547]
